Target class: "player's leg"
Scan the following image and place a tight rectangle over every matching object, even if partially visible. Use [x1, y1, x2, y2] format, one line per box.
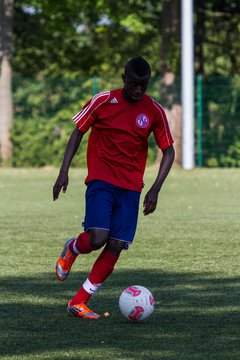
[67, 236, 125, 319]
[109, 187, 141, 250]
[66, 181, 116, 318]
[68, 187, 140, 318]
[69, 231, 93, 254]
[56, 231, 94, 281]
[55, 238, 78, 281]
[55, 180, 112, 281]
[69, 237, 124, 301]
[69, 227, 110, 254]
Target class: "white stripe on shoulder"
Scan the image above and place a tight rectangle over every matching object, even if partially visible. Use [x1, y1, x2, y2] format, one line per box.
[91, 91, 110, 102]
[73, 91, 110, 124]
[74, 92, 111, 129]
[151, 98, 172, 146]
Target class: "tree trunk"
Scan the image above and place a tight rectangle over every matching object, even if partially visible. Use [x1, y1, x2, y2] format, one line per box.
[0, 0, 14, 162]
[159, 0, 181, 166]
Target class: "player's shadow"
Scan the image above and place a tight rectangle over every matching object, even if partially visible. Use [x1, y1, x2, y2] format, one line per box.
[1, 269, 240, 360]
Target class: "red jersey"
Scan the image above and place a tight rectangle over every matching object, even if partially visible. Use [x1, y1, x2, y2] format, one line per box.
[73, 88, 173, 192]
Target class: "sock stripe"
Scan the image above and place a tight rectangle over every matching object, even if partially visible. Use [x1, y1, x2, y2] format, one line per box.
[73, 240, 80, 255]
[83, 278, 102, 295]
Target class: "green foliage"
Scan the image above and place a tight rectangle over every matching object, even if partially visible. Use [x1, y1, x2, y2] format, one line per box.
[11, 0, 167, 167]
[10, 75, 163, 167]
[202, 0, 240, 76]
[10, 0, 240, 168]
[200, 75, 240, 167]
[10, 73, 240, 168]
[219, 140, 240, 167]
[13, 1, 240, 78]
[11, 76, 94, 167]
[13, 0, 163, 77]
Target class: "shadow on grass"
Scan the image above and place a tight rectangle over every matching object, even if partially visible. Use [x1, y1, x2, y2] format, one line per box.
[1, 269, 240, 360]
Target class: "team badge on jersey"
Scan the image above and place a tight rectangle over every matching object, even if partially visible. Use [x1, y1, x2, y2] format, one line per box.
[136, 114, 149, 128]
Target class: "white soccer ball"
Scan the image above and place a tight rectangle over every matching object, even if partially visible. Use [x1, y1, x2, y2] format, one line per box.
[119, 285, 155, 321]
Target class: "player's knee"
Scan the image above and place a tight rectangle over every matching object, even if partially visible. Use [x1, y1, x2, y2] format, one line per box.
[89, 229, 109, 250]
[105, 238, 126, 256]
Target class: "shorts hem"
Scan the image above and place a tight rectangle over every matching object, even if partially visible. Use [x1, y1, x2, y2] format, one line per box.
[109, 236, 132, 244]
[109, 237, 131, 250]
[85, 227, 110, 232]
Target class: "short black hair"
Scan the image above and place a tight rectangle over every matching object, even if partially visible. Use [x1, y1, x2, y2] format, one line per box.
[124, 56, 151, 77]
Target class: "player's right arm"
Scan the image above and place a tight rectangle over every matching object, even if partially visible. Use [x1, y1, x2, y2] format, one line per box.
[53, 126, 84, 201]
[53, 92, 109, 201]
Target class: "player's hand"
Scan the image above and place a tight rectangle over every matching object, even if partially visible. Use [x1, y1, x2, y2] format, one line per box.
[53, 171, 69, 201]
[143, 187, 159, 215]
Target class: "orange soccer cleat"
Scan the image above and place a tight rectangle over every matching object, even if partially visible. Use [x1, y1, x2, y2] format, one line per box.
[67, 302, 100, 319]
[55, 238, 77, 281]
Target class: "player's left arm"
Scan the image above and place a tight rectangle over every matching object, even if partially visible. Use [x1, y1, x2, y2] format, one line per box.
[143, 144, 175, 216]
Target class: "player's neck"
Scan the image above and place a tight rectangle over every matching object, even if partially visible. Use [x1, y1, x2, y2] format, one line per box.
[122, 88, 139, 103]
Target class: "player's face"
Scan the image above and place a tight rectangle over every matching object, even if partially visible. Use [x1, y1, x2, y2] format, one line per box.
[122, 72, 150, 101]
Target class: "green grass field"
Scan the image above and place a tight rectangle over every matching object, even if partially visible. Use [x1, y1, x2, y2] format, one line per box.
[0, 167, 240, 360]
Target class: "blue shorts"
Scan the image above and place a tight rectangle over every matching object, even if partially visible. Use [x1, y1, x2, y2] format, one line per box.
[83, 180, 141, 249]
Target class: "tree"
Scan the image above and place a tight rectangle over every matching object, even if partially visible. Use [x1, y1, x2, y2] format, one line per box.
[195, 0, 240, 76]
[0, 0, 14, 161]
[9, 0, 240, 168]
[13, 0, 163, 77]
[194, 0, 240, 167]
[160, 0, 181, 165]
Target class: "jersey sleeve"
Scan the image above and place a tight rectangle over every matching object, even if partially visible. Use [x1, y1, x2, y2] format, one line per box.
[72, 91, 110, 133]
[152, 100, 174, 149]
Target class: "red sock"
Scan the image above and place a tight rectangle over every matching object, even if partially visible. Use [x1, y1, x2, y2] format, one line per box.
[69, 249, 119, 305]
[69, 231, 93, 255]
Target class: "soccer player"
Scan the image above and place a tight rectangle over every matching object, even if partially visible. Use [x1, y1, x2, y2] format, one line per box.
[53, 56, 175, 319]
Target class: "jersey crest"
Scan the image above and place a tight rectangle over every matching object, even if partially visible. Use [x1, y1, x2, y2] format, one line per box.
[136, 114, 149, 128]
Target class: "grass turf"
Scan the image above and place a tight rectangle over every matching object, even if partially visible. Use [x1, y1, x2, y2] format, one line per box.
[0, 167, 240, 360]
